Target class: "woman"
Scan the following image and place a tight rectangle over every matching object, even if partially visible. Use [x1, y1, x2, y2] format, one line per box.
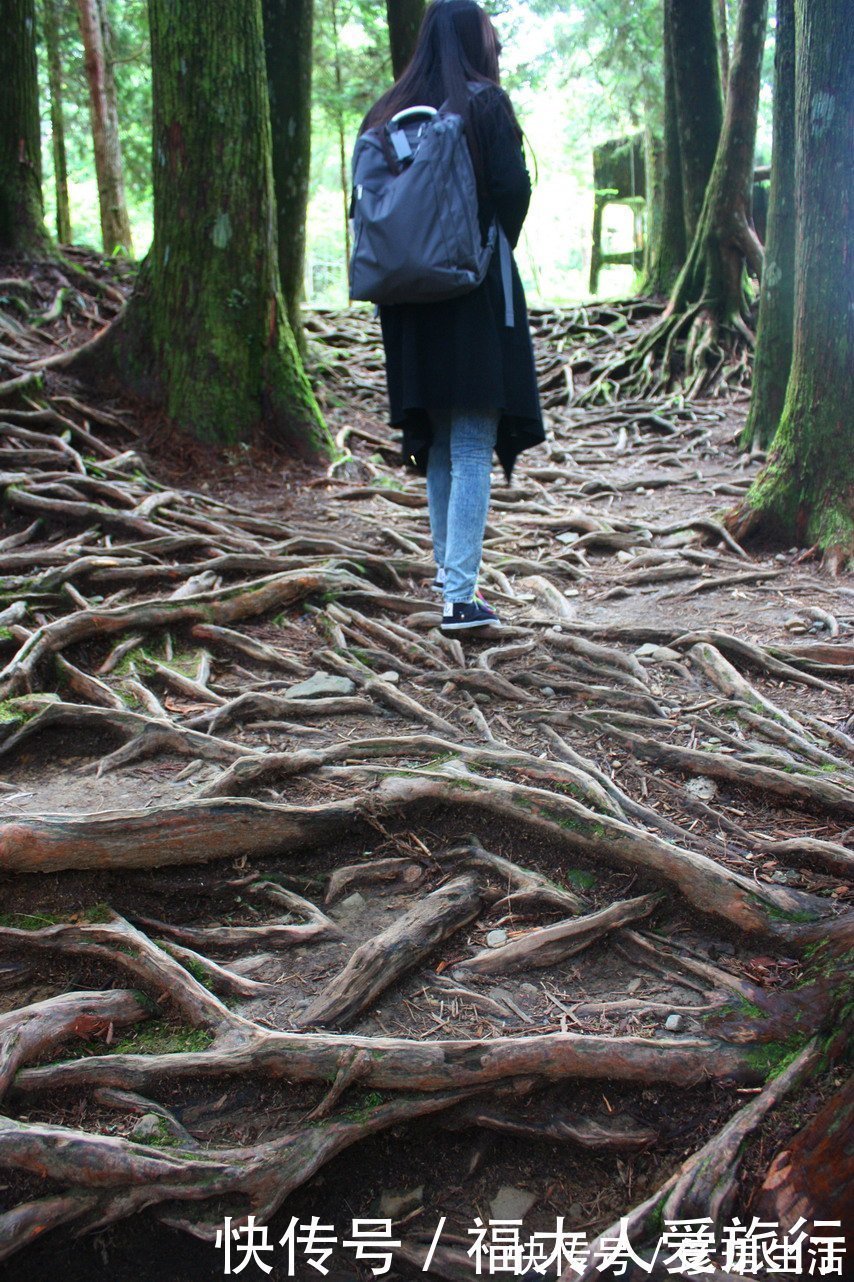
[360, 0, 544, 631]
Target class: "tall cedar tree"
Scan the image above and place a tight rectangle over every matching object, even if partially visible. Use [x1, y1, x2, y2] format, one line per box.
[0, 0, 49, 252]
[727, 0, 853, 570]
[43, 0, 72, 243]
[668, 0, 724, 246]
[741, 0, 795, 450]
[641, 10, 686, 294]
[386, 0, 425, 79]
[101, 0, 330, 454]
[76, 0, 134, 254]
[264, 0, 313, 354]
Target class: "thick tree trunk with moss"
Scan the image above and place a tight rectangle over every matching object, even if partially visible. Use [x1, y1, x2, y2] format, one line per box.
[665, 0, 767, 363]
[668, 0, 723, 245]
[43, 0, 72, 244]
[741, 0, 795, 451]
[101, 0, 330, 456]
[727, 0, 854, 570]
[76, 0, 133, 255]
[640, 12, 686, 295]
[386, 0, 425, 80]
[0, 0, 49, 253]
[263, 0, 313, 354]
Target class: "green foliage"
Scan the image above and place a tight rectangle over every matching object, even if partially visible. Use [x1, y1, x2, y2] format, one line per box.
[0, 911, 60, 930]
[38, 0, 152, 250]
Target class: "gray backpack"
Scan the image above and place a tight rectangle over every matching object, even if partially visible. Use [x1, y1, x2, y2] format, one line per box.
[349, 94, 514, 324]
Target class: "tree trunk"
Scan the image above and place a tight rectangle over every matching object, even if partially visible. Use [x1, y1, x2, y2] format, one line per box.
[716, 0, 730, 92]
[0, 0, 49, 253]
[386, 0, 425, 80]
[263, 0, 313, 355]
[668, 0, 724, 245]
[666, 0, 768, 353]
[727, 0, 854, 570]
[76, 0, 134, 255]
[640, 10, 686, 295]
[100, 0, 331, 457]
[741, 0, 796, 450]
[43, 0, 72, 244]
[329, 0, 351, 284]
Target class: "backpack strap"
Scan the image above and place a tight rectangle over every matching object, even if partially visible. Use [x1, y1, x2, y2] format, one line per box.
[498, 226, 514, 328]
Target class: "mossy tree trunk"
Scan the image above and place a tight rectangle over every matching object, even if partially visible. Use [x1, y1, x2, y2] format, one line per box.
[741, 0, 795, 451]
[386, 0, 425, 80]
[664, 0, 767, 371]
[103, 0, 330, 457]
[641, 10, 687, 295]
[716, 0, 730, 92]
[43, 0, 72, 244]
[727, 0, 854, 571]
[668, 0, 723, 246]
[0, 0, 49, 253]
[263, 0, 313, 355]
[76, 0, 133, 255]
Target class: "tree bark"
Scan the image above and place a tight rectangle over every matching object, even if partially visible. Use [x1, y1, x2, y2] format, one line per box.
[76, 0, 133, 255]
[386, 0, 425, 80]
[99, 0, 331, 456]
[640, 10, 686, 294]
[716, 0, 730, 92]
[43, 0, 72, 244]
[0, 0, 49, 253]
[263, 0, 313, 354]
[727, 0, 854, 569]
[741, 0, 796, 450]
[329, 0, 352, 283]
[667, 0, 724, 245]
[666, 0, 768, 342]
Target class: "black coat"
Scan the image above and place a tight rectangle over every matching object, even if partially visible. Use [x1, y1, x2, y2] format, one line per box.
[377, 86, 545, 481]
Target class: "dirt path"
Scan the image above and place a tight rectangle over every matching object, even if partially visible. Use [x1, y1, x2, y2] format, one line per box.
[0, 264, 851, 1280]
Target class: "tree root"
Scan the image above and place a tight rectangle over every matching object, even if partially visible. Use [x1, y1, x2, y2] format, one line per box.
[0, 768, 829, 938]
[299, 875, 483, 1028]
[455, 894, 661, 975]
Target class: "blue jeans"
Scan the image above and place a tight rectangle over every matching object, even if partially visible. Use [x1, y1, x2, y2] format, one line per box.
[426, 408, 499, 603]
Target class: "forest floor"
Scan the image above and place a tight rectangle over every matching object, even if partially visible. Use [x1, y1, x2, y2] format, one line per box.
[0, 257, 851, 1281]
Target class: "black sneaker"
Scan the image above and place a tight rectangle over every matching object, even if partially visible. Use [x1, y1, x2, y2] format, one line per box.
[441, 599, 501, 631]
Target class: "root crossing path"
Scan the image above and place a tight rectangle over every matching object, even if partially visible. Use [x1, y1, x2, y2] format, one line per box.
[0, 269, 851, 1280]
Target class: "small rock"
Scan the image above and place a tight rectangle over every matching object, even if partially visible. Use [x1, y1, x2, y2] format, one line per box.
[556, 531, 578, 545]
[770, 870, 800, 885]
[335, 891, 366, 920]
[486, 928, 508, 948]
[567, 1203, 585, 1221]
[664, 1014, 684, 1033]
[285, 672, 355, 699]
[626, 977, 642, 994]
[376, 670, 400, 684]
[490, 1186, 537, 1221]
[633, 643, 659, 657]
[685, 777, 718, 801]
[474, 693, 490, 705]
[378, 1186, 423, 1220]
[130, 1113, 163, 1141]
[649, 646, 682, 662]
[540, 686, 556, 697]
[518, 982, 539, 995]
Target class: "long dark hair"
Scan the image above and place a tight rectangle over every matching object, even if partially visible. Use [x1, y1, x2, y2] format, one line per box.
[361, 0, 520, 144]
